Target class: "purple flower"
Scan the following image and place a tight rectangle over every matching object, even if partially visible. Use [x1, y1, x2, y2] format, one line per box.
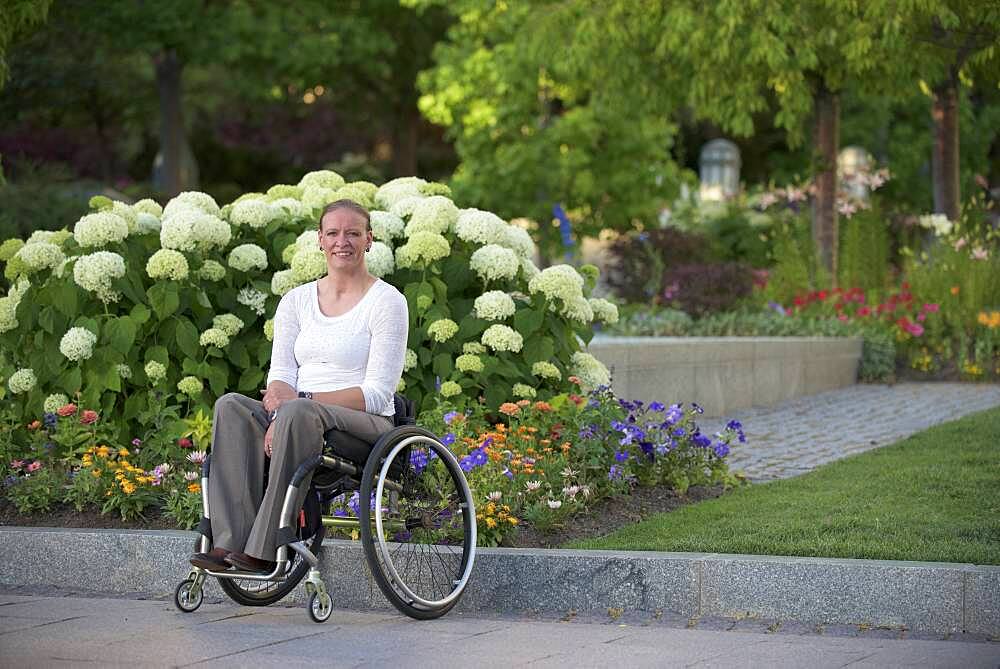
[692, 432, 711, 448]
[692, 403, 704, 414]
[459, 456, 474, 472]
[348, 492, 361, 516]
[578, 424, 598, 440]
[726, 420, 742, 431]
[43, 413, 57, 429]
[470, 448, 488, 466]
[713, 441, 730, 458]
[502, 467, 514, 480]
[480, 436, 494, 449]
[333, 508, 348, 517]
[441, 433, 456, 446]
[673, 427, 686, 438]
[435, 376, 441, 392]
[3, 475, 17, 487]
[608, 465, 623, 480]
[768, 301, 787, 316]
[443, 411, 460, 425]
[639, 442, 654, 458]
[409, 449, 429, 475]
[614, 450, 629, 463]
[131, 438, 143, 447]
[649, 402, 666, 412]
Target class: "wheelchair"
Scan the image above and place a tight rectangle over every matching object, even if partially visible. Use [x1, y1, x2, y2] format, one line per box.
[173, 394, 477, 623]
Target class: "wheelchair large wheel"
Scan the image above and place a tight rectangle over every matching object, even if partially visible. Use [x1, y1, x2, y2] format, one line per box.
[360, 426, 476, 620]
[218, 524, 326, 607]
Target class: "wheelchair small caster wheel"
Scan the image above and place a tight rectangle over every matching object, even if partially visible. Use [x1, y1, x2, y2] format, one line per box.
[308, 591, 332, 623]
[174, 578, 204, 613]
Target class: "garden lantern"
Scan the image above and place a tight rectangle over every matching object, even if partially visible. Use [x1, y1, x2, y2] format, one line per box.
[838, 146, 873, 203]
[699, 138, 740, 202]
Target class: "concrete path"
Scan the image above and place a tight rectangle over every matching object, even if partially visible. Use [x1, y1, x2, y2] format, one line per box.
[703, 383, 1000, 481]
[1, 593, 997, 668]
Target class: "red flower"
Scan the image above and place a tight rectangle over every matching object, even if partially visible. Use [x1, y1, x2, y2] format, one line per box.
[817, 290, 828, 300]
[27, 420, 41, 430]
[923, 303, 940, 313]
[26, 461, 41, 472]
[837, 314, 849, 322]
[178, 437, 194, 448]
[857, 306, 871, 317]
[793, 295, 806, 307]
[56, 404, 77, 417]
[568, 393, 584, 406]
[79, 410, 99, 425]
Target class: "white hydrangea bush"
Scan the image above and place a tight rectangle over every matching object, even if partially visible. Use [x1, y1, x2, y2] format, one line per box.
[0, 171, 616, 442]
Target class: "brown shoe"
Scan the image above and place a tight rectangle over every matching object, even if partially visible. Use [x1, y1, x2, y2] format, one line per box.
[189, 547, 231, 570]
[225, 552, 276, 573]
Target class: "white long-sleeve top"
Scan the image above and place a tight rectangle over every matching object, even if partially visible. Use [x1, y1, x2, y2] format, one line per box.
[266, 279, 409, 417]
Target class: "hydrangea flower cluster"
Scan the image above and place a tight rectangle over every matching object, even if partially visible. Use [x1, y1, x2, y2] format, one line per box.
[230, 198, 280, 228]
[7, 368, 36, 394]
[59, 327, 98, 362]
[427, 318, 459, 343]
[474, 291, 516, 321]
[403, 348, 418, 372]
[43, 393, 69, 413]
[531, 361, 561, 380]
[469, 245, 519, 283]
[237, 287, 268, 316]
[395, 232, 450, 268]
[213, 314, 244, 336]
[197, 260, 226, 282]
[405, 196, 459, 236]
[482, 324, 524, 353]
[146, 249, 189, 281]
[366, 242, 395, 278]
[0, 278, 30, 333]
[456, 353, 484, 373]
[455, 209, 507, 245]
[228, 243, 268, 272]
[144, 360, 167, 383]
[199, 328, 230, 348]
[73, 251, 126, 303]
[177, 376, 203, 397]
[15, 241, 64, 273]
[369, 211, 405, 242]
[73, 212, 129, 248]
[570, 351, 611, 390]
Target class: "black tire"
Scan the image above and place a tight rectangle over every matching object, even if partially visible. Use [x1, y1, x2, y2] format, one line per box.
[218, 524, 326, 607]
[307, 591, 333, 623]
[174, 578, 204, 612]
[359, 426, 476, 620]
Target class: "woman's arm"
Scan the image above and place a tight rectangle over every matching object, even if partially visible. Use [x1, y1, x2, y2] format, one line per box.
[358, 288, 408, 414]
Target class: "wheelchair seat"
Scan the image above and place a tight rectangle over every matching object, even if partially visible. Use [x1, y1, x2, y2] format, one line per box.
[315, 393, 416, 488]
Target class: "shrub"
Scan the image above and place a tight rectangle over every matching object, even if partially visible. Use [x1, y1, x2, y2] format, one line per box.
[605, 228, 715, 303]
[0, 171, 613, 455]
[661, 262, 753, 316]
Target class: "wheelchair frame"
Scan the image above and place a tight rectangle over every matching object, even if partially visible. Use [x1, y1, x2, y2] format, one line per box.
[174, 401, 477, 623]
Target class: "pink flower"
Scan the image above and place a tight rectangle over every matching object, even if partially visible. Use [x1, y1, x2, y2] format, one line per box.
[971, 247, 989, 261]
[758, 192, 780, 208]
[56, 404, 77, 417]
[178, 438, 193, 449]
[26, 461, 41, 472]
[786, 187, 807, 202]
[917, 313, 926, 322]
[79, 410, 99, 425]
[837, 201, 857, 218]
[837, 313, 849, 322]
[953, 237, 967, 251]
[923, 303, 940, 313]
[906, 322, 925, 337]
[10, 459, 24, 469]
[131, 438, 142, 447]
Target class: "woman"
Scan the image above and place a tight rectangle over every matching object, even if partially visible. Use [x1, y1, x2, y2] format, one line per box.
[190, 199, 408, 573]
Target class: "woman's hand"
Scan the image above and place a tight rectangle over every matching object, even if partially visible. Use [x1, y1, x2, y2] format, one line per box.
[261, 383, 296, 413]
[263, 422, 275, 457]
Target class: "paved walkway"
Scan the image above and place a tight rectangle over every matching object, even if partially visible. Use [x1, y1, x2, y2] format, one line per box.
[703, 383, 1000, 481]
[1, 594, 997, 668]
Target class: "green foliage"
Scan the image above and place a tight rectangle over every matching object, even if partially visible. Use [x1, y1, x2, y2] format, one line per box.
[0, 0, 52, 88]
[0, 163, 90, 254]
[164, 486, 202, 530]
[762, 217, 822, 305]
[838, 208, 889, 292]
[6, 463, 63, 513]
[857, 325, 897, 383]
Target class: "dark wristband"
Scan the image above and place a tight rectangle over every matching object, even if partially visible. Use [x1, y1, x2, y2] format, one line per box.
[298, 391, 313, 399]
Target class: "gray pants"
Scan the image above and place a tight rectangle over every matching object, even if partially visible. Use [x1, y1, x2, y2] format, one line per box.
[208, 393, 393, 560]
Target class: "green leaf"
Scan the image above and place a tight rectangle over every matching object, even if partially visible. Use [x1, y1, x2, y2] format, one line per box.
[175, 318, 200, 359]
[238, 368, 264, 392]
[146, 346, 169, 365]
[514, 308, 544, 336]
[38, 307, 56, 334]
[52, 282, 78, 318]
[108, 315, 137, 355]
[59, 367, 81, 394]
[204, 361, 229, 396]
[195, 290, 212, 309]
[229, 339, 251, 369]
[432, 352, 453, 378]
[130, 303, 151, 324]
[524, 336, 554, 365]
[148, 282, 179, 320]
[123, 393, 144, 421]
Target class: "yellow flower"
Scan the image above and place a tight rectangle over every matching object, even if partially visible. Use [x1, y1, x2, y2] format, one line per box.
[91, 469, 102, 478]
[118, 447, 130, 457]
[81, 454, 92, 465]
[507, 517, 519, 526]
[120, 480, 136, 495]
[187, 482, 202, 494]
[485, 517, 497, 529]
[95, 445, 111, 458]
[119, 459, 131, 468]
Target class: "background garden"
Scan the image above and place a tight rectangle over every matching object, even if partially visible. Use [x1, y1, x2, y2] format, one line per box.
[0, 1, 997, 547]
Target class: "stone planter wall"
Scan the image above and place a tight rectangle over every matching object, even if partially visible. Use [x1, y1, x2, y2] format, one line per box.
[588, 336, 863, 417]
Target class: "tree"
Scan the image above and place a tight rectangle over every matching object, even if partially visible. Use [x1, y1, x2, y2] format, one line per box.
[900, 2, 1000, 222]
[415, 1, 682, 259]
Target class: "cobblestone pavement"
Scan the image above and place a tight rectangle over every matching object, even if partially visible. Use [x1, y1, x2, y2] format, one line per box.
[2, 592, 997, 668]
[702, 383, 1000, 481]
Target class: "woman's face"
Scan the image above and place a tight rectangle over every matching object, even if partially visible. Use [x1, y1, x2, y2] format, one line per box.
[318, 209, 372, 270]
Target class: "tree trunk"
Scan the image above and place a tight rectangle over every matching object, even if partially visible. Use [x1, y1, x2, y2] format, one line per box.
[811, 83, 840, 284]
[392, 107, 419, 177]
[931, 77, 961, 222]
[153, 49, 190, 197]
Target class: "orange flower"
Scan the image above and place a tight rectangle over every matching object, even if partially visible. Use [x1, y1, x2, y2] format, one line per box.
[568, 375, 581, 385]
[26, 420, 41, 430]
[527, 426, 538, 433]
[950, 286, 960, 295]
[57, 403, 77, 417]
[495, 423, 507, 433]
[540, 439, 551, 446]
[561, 442, 572, 453]
[533, 401, 553, 412]
[568, 394, 583, 405]
[79, 409, 99, 425]
[187, 482, 202, 494]
[516, 399, 530, 407]
[517, 425, 528, 434]
[499, 403, 520, 416]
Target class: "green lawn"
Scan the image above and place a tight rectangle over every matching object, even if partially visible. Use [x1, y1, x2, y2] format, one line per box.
[568, 406, 1000, 565]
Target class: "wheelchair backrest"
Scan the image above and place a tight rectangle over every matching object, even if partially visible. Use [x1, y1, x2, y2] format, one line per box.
[393, 393, 416, 427]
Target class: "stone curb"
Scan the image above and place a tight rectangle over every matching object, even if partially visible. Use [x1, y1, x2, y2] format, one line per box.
[2, 526, 997, 635]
